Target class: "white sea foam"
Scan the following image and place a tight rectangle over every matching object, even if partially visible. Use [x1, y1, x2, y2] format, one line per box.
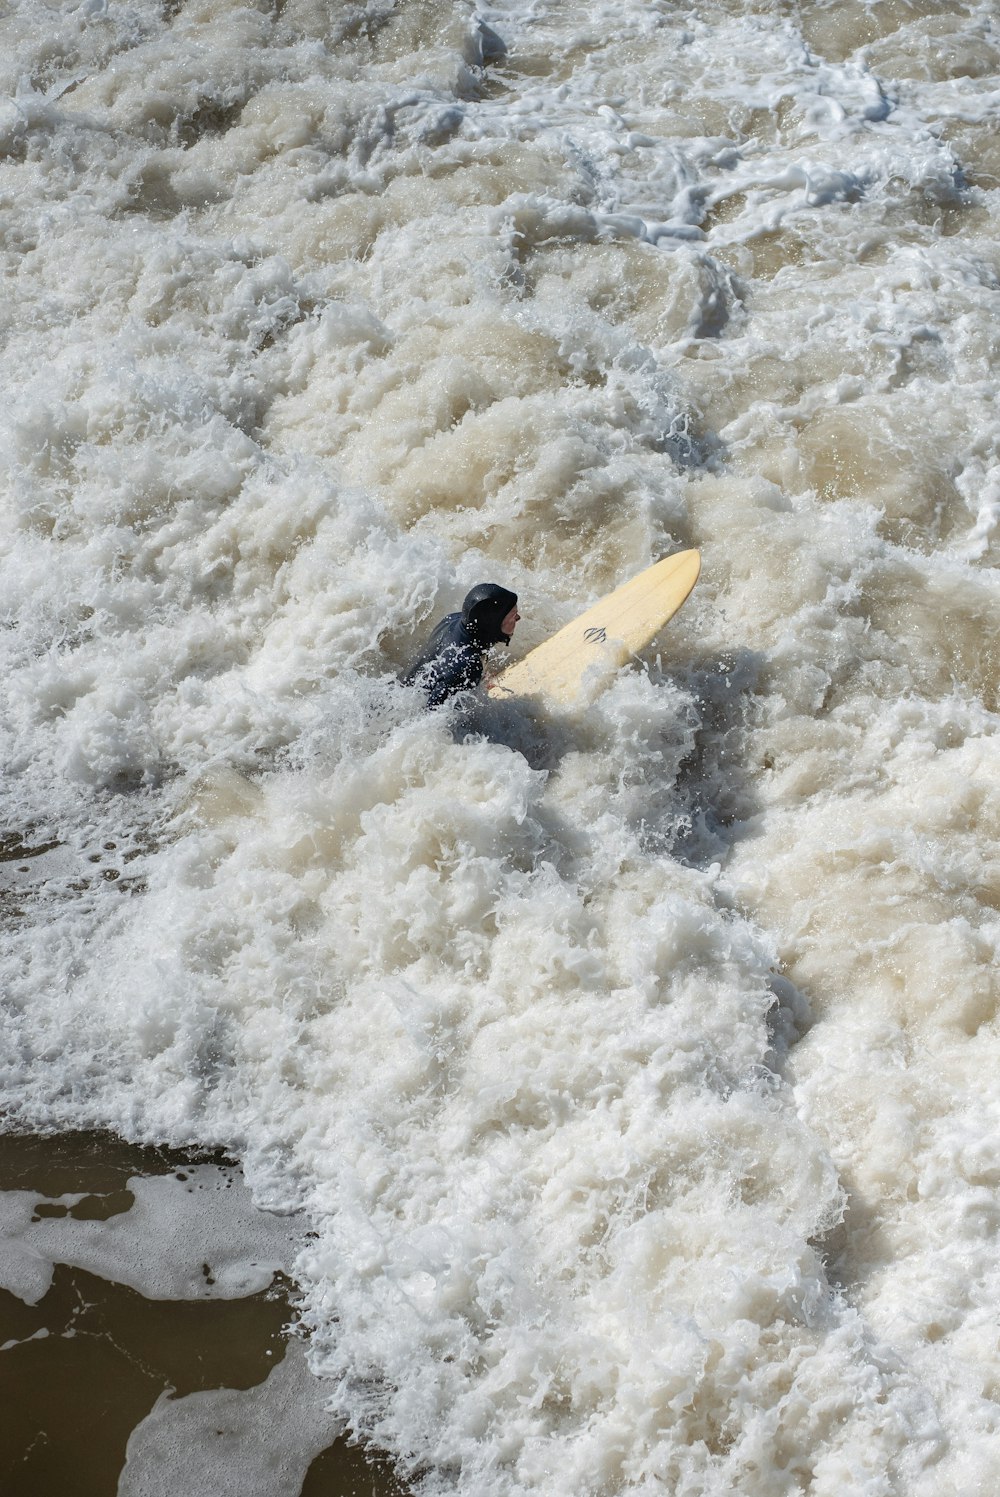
[2, 0, 1000, 1491]
[119, 1340, 339, 1497]
[0, 1163, 298, 1304]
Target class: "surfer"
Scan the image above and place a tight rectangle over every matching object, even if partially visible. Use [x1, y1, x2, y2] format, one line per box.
[401, 583, 520, 707]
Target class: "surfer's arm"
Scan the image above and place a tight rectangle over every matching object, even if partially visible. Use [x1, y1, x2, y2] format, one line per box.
[420, 644, 483, 707]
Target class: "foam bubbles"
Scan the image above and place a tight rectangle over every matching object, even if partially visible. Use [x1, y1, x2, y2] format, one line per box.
[0, 1163, 297, 1305]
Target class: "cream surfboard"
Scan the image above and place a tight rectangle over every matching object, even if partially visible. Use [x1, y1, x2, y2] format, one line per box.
[489, 549, 701, 706]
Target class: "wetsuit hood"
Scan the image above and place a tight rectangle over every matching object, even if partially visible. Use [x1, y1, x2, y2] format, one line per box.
[461, 583, 518, 646]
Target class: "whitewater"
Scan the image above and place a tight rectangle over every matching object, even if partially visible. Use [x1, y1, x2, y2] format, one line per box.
[1, 0, 999, 1491]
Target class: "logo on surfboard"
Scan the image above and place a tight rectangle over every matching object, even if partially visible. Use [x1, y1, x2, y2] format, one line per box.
[584, 627, 607, 644]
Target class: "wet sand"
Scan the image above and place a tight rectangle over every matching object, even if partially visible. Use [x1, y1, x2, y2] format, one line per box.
[0, 1131, 409, 1497]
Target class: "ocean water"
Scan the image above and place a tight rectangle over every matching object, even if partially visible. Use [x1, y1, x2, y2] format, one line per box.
[1, 0, 999, 1492]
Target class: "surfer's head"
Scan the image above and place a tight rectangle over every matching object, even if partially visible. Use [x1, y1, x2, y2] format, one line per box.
[461, 583, 519, 646]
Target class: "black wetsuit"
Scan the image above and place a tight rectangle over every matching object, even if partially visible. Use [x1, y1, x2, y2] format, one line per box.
[401, 583, 518, 708]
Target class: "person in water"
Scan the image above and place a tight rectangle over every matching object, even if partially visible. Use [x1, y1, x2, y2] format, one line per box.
[402, 583, 520, 707]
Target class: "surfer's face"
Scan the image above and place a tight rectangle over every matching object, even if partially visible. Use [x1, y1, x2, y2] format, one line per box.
[501, 604, 520, 637]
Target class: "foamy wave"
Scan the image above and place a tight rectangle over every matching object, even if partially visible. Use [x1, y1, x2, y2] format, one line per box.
[2, 0, 999, 1491]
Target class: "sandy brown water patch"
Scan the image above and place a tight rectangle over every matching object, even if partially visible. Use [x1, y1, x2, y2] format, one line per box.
[0, 1131, 408, 1497]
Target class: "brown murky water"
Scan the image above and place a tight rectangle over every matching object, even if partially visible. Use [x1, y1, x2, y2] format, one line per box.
[0, 1132, 408, 1497]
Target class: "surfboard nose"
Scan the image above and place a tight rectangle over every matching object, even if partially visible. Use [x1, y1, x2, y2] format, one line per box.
[489, 549, 701, 707]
